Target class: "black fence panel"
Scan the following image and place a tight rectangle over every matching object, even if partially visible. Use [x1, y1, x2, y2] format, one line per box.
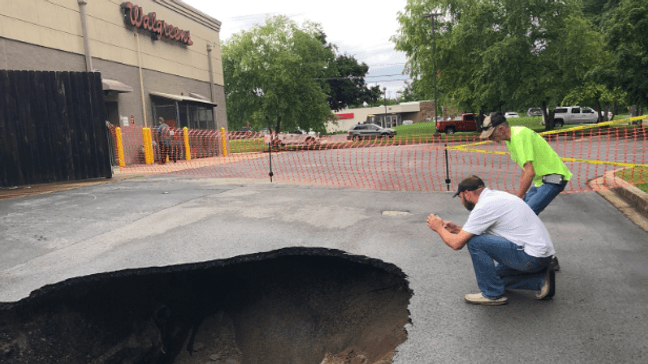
[0, 71, 112, 187]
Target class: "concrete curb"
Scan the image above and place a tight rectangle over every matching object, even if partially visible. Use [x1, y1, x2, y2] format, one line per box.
[611, 184, 648, 216]
[594, 169, 648, 232]
[603, 169, 648, 216]
[0, 174, 145, 200]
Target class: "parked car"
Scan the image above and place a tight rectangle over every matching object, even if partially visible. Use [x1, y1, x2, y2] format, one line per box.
[347, 124, 396, 141]
[264, 129, 320, 148]
[527, 107, 544, 117]
[435, 113, 478, 134]
[504, 111, 519, 118]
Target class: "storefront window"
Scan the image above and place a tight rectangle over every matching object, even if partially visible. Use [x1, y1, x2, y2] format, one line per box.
[188, 104, 214, 129]
[151, 95, 215, 129]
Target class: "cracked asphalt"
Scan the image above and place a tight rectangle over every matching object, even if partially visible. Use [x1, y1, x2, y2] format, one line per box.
[1, 175, 647, 363]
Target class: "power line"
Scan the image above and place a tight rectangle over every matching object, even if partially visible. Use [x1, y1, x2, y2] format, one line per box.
[313, 74, 409, 81]
[365, 74, 408, 78]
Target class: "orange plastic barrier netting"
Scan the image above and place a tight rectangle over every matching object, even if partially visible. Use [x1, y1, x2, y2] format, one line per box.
[109, 122, 647, 193]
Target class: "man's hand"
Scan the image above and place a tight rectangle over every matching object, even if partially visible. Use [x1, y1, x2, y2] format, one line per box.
[427, 214, 473, 251]
[443, 221, 461, 234]
[427, 214, 444, 232]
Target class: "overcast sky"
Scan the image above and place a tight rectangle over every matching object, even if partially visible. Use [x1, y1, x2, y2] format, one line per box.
[183, 0, 412, 102]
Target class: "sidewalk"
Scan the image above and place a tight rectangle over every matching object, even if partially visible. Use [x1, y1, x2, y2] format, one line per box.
[0, 173, 144, 200]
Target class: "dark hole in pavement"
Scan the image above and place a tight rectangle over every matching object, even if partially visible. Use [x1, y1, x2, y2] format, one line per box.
[0, 248, 412, 364]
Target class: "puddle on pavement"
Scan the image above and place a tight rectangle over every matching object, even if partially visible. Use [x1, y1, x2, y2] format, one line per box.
[0, 248, 411, 364]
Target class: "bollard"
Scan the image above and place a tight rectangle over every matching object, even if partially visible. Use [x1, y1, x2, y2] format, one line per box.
[116, 127, 126, 167]
[221, 127, 228, 157]
[142, 128, 154, 164]
[183, 127, 191, 161]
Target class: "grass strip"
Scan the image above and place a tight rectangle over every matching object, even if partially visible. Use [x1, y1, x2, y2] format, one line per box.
[615, 166, 648, 194]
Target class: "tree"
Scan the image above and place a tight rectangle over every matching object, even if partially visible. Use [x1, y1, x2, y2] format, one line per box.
[561, 82, 625, 121]
[596, 0, 648, 108]
[393, 0, 600, 129]
[222, 16, 334, 133]
[398, 80, 424, 102]
[582, 0, 622, 27]
[325, 54, 383, 111]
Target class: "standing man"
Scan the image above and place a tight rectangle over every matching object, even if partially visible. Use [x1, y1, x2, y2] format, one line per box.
[427, 176, 556, 306]
[480, 111, 570, 270]
[480, 111, 571, 214]
[156, 117, 171, 164]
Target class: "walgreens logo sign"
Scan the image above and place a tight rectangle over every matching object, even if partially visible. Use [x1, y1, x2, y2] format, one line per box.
[121, 2, 193, 46]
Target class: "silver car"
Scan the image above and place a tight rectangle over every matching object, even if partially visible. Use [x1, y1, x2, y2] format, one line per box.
[347, 124, 396, 141]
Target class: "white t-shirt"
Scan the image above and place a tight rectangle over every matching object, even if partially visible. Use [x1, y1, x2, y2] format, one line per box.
[462, 188, 555, 258]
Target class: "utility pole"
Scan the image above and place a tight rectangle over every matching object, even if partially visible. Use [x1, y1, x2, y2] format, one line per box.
[423, 12, 441, 129]
[383, 87, 387, 128]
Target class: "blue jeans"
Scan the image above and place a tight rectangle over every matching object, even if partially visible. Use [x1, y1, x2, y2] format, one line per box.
[467, 234, 552, 299]
[524, 180, 568, 215]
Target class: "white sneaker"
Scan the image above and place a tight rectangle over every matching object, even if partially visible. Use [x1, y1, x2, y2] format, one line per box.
[464, 293, 508, 306]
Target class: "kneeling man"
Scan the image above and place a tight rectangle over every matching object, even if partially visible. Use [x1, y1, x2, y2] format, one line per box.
[427, 175, 556, 305]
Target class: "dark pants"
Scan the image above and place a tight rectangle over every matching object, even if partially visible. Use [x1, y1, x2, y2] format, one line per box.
[159, 143, 176, 163]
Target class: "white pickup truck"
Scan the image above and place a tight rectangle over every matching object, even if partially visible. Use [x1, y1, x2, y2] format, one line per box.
[549, 106, 612, 127]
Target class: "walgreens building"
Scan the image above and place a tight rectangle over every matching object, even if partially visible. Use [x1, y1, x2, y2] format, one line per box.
[1, 0, 227, 130]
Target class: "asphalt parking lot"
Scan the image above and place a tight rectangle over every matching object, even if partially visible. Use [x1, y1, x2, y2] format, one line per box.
[1, 176, 647, 363]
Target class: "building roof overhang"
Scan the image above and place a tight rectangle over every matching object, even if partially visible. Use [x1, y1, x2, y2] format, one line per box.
[102, 79, 133, 93]
[150, 91, 217, 106]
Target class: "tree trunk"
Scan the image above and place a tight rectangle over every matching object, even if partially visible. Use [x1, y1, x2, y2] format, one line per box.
[595, 98, 603, 123]
[477, 108, 487, 131]
[542, 101, 554, 130]
[603, 103, 610, 122]
[274, 116, 282, 134]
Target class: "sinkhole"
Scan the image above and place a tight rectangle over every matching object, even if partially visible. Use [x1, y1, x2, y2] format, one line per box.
[0, 248, 412, 364]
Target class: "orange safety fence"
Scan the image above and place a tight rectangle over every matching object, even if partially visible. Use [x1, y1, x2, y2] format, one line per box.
[108, 118, 648, 193]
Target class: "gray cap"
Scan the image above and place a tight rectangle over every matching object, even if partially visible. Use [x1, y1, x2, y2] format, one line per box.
[453, 175, 486, 197]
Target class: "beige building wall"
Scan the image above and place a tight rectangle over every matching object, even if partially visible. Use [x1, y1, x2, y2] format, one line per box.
[0, 0, 223, 86]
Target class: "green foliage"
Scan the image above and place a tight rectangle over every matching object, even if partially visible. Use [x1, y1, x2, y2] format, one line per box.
[599, 0, 648, 106]
[326, 54, 383, 111]
[222, 16, 334, 133]
[399, 80, 424, 102]
[393, 0, 604, 117]
[583, 0, 623, 27]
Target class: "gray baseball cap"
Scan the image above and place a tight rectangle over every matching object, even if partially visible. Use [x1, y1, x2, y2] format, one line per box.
[453, 175, 486, 197]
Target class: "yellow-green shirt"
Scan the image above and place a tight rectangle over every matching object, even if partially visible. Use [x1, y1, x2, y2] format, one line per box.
[506, 126, 572, 187]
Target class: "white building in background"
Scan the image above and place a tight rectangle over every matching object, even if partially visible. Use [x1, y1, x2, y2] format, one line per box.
[328, 101, 437, 132]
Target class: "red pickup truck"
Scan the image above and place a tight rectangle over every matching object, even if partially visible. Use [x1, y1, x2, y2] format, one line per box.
[435, 113, 478, 134]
